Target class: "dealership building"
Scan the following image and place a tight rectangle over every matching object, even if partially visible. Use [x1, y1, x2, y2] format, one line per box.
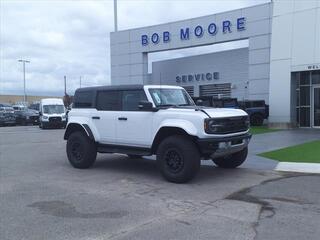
[110, 0, 320, 128]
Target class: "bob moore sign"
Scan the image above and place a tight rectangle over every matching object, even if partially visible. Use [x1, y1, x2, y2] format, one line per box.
[176, 72, 219, 83]
[141, 17, 246, 46]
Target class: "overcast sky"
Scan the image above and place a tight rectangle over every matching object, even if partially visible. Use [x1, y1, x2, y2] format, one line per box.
[0, 0, 269, 96]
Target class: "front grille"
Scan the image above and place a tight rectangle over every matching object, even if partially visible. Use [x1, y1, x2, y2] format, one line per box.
[211, 116, 248, 134]
[49, 117, 62, 123]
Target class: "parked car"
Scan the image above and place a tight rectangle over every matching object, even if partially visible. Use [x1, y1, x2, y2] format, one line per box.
[39, 98, 67, 129]
[64, 85, 251, 183]
[29, 102, 40, 112]
[0, 103, 16, 126]
[193, 97, 269, 126]
[192, 96, 239, 108]
[238, 100, 269, 126]
[14, 108, 39, 125]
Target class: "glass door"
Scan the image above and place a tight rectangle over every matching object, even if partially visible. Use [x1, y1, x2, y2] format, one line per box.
[313, 86, 320, 127]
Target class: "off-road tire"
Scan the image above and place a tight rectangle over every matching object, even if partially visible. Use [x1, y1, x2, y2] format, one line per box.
[212, 147, 248, 168]
[156, 135, 200, 183]
[67, 131, 97, 169]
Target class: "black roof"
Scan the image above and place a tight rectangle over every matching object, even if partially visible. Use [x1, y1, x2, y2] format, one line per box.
[75, 84, 144, 93]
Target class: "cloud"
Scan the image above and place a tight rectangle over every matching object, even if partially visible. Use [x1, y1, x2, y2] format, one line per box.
[0, 0, 269, 96]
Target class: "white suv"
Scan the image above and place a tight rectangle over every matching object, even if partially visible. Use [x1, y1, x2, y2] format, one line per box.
[64, 85, 251, 183]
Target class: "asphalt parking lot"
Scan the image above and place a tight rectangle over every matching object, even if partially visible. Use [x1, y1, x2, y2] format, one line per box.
[1, 126, 320, 240]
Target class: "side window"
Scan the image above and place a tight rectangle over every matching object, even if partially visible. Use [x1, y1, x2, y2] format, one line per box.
[96, 91, 121, 111]
[74, 91, 93, 108]
[122, 90, 147, 111]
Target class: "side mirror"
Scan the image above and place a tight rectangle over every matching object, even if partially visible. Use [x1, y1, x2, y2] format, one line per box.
[39, 111, 42, 116]
[138, 101, 154, 111]
[196, 99, 203, 106]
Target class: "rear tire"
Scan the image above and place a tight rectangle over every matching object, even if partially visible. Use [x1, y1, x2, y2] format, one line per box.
[66, 131, 97, 169]
[156, 135, 200, 183]
[212, 147, 248, 169]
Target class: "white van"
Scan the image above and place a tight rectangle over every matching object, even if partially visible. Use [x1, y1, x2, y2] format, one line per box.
[39, 98, 67, 129]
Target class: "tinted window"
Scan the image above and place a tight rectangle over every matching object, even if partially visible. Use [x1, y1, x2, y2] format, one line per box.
[122, 90, 147, 111]
[96, 91, 121, 111]
[74, 91, 93, 108]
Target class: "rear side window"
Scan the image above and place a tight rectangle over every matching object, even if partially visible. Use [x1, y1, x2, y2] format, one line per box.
[122, 90, 147, 111]
[74, 91, 93, 108]
[96, 91, 121, 111]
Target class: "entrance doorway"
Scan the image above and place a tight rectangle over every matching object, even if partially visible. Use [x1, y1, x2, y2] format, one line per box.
[293, 70, 320, 128]
[313, 86, 320, 128]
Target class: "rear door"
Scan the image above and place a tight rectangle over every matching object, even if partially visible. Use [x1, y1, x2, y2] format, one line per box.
[93, 90, 121, 144]
[116, 90, 153, 147]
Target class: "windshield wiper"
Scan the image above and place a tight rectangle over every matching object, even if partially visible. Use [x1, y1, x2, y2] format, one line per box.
[157, 104, 176, 108]
[176, 104, 191, 106]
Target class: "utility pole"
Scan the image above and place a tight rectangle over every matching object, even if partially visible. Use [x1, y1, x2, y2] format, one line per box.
[114, 0, 118, 31]
[18, 59, 30, 103]
[64, 75, 67, 95]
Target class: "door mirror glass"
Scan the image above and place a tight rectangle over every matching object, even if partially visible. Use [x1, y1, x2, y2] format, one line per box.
[138, 101, 153, 111]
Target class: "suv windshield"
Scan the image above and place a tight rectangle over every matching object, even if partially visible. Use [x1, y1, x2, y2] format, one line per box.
[43, 105, 65, 114]
[149, 88, 195, 107]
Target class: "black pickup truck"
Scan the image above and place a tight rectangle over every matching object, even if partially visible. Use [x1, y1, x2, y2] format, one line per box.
[193, 97, 269, 126]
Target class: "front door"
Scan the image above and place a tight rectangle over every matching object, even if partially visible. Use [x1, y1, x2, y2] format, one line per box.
[116, 90, 153, 147]
[313, 86, 320, 127]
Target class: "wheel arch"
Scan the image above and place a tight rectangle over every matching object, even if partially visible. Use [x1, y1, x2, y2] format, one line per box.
[64, 123, 95, 141]
[151, 127, 198, 154]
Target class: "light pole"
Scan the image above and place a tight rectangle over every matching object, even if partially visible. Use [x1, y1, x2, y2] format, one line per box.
[80, 76, 82, 88]
[18, 59, 30, 103]
[114, 0, 118, 31]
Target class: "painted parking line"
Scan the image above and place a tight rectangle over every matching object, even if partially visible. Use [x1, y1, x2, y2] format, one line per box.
[275, 162, 320, 174]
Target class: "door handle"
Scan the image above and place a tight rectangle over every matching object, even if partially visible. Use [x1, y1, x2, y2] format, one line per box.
[118, 117, 127, 121]
[92, 116, 100, 120]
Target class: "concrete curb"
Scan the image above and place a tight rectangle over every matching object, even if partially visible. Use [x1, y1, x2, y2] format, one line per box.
[275, 162, 320, 174]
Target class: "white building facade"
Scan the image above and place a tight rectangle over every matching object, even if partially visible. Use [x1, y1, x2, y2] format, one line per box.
[110, 0, 320, 128]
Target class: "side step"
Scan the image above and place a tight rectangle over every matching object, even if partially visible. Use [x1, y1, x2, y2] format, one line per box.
[97, 143, 152, 156]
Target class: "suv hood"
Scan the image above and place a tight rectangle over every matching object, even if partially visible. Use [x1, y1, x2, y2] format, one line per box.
[201, 108, 247, 118]
[169, 105, 248, 118]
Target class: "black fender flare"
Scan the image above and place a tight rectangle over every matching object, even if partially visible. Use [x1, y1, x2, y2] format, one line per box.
[64, 123, 94, 141]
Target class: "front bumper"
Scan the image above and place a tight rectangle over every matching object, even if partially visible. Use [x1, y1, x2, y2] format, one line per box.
[196, 133, 252, 157]
[42, 120, 67, 128]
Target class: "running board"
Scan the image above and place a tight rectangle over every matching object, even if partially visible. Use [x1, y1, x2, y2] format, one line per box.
[97, 143, 152, 156]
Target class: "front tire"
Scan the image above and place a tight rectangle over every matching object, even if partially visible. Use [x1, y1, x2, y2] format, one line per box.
[212, 147, 248, 168]
[66, 131, 97, 169]
[156, 135, 200, 183]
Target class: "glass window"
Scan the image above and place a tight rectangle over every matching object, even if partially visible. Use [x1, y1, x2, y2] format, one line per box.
[300, 71, 310, 85]
[312, 70, 320, 85]
[122, 90, 147, 111]
[43, 105, 65, 114]
[299, 107, 310, 127]
[96, 91, 121, 111]
[292, 72, 300, 87]
[149, 88, 195, 107]
[74, 91, 93, 108]
[300, 86, 310, 106]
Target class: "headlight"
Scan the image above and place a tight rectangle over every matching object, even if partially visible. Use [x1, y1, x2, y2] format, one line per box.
[62, 115, 66, 119]
[204, 118, 223, 134]
[42, 116, 48, 120]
